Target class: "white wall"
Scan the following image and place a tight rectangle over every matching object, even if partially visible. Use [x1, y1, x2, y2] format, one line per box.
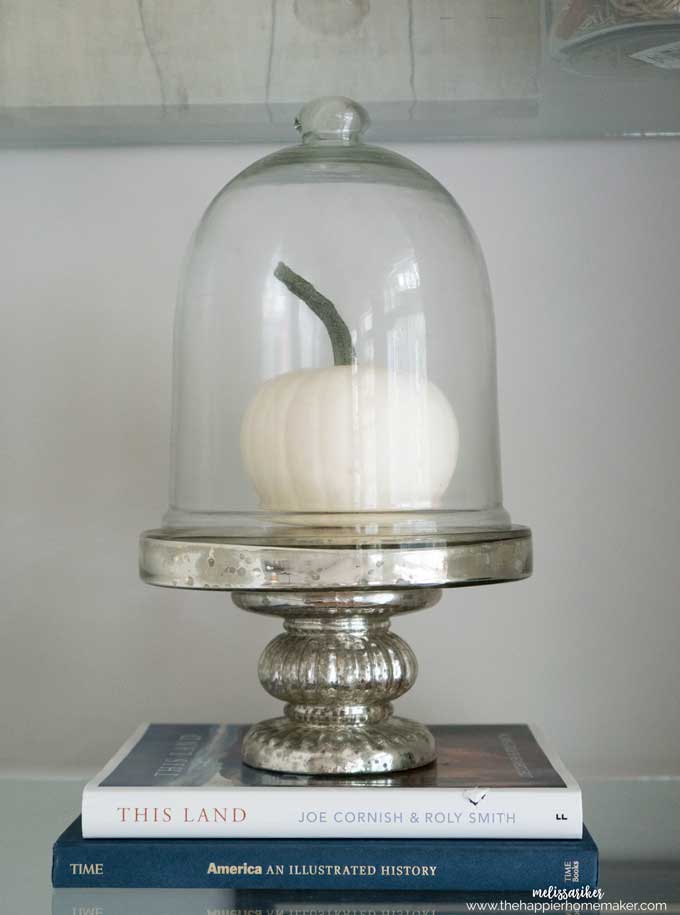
[1, 139, 679, 777]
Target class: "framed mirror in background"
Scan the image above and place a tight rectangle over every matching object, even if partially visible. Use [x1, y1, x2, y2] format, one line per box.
[1, 0, 679, 144]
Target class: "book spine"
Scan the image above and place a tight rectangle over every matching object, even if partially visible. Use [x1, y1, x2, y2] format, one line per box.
[82, 786, 582, 839]
[52, 837, 598, 891]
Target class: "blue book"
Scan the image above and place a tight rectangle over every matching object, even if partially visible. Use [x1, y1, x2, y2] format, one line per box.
[52, 816, 598, 891]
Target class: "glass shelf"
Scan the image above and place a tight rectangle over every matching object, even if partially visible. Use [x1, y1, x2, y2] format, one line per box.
[2, 775, 679, 913]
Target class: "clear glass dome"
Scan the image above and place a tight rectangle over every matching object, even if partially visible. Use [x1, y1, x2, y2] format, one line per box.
[162, 97, 512, 545]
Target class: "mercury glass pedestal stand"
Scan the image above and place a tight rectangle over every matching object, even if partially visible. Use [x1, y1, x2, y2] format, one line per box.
[140, 527, 532, 775]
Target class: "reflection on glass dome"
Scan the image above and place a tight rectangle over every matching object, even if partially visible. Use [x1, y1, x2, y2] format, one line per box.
[163, 96, 511, 543]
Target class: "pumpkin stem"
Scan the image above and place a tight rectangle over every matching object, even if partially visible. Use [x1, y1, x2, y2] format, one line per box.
[274, 261, 355, 366]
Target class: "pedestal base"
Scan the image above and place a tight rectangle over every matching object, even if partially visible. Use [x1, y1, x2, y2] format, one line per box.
[242, 715, 436, 775]
[140, 527, 532, 775]
[233, 589, 441, 775]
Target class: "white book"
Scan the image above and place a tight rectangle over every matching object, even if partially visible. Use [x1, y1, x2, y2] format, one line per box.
[82, 723, 582, 839]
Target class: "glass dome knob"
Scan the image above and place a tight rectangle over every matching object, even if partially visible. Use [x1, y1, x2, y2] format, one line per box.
[296, 96, 370, 144]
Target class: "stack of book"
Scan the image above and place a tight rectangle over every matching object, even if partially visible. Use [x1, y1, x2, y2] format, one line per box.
[52, 723, 598, 893]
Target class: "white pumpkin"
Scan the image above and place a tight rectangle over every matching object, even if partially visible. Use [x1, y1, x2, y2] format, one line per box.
[240, 364, 459, 512]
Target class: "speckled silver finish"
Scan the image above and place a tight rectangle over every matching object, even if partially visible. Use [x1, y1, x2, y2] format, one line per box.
[139, 528, 531, 773]
[242, 716, 436, 774]
[139, 526, 532, 591]
[234, 589, 439, 774]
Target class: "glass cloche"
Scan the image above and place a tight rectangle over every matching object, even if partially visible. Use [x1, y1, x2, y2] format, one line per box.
[141, 96, 530, 589]
[140, 97, 531, 776]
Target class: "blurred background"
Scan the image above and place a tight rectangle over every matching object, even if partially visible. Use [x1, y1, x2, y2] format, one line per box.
[1, 0, 679, 862]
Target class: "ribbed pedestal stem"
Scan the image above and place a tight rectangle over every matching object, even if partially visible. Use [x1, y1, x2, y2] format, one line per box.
[232, 589, 440, 775]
